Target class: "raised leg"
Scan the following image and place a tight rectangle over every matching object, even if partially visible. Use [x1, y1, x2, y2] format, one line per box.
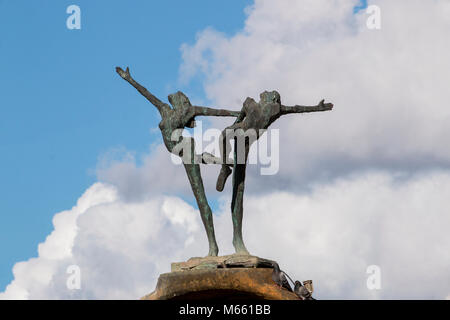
[196, 152, 233, 166]
[216, 123, 242, 192]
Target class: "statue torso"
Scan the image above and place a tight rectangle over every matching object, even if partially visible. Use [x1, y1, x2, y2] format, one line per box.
[158, 106, 195, 153]
[242, 98, 281, 130]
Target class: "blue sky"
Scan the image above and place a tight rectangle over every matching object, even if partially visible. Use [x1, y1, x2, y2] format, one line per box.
[0, 0, 254, 290]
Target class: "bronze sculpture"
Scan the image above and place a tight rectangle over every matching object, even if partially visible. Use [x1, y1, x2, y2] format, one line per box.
[216, 90, 333, 254]
[116, 67, 237, 256]
[116, 66, 333, 257]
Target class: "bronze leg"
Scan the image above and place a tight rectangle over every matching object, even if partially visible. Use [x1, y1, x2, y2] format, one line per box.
[182, 138, 218, 256]
[230, 137, 250, 255]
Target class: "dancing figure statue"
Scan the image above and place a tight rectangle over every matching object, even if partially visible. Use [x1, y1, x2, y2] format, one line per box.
[216, 91, 333, 254]
[116, 66, 237, 256]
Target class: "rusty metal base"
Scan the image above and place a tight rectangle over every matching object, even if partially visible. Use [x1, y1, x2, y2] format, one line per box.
[142, 255, 300, 300]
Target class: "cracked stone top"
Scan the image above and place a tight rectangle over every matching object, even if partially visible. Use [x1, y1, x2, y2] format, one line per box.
[171, 254, 276, 272]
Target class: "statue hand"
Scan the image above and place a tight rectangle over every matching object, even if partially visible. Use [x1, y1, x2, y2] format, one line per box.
[116, 66, 130, 80]
[318, 99, 333, 110]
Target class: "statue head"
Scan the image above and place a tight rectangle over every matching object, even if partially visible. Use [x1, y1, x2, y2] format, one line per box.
[168, 91, 192, 111]
[259, 90, 281, 105]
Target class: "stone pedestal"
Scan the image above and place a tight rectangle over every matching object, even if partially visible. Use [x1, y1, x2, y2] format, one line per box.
[142, 254, 300, 300]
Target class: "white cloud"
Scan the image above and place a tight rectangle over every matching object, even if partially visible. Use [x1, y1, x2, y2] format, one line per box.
[0, 183, 207, 299]
[240, 171, 450, 299]
[180, 0, 450, 192]
[1, 171, 450, 299]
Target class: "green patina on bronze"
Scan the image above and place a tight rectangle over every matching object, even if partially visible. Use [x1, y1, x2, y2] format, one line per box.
[116, 67, 238, 257]
[218, 91, 333, 254]
[116, 66, 333, 257]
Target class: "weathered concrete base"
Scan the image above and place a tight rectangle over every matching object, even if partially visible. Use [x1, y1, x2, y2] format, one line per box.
[142, 254, 300, 300]
[171, 254, 276, 272]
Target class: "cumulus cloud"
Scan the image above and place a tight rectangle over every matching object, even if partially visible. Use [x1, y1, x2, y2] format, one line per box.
[2, 171, 450, 299]
[241, 171, 450, 299]
[180, 0, 450, 193]
[0, 183, 208, 299]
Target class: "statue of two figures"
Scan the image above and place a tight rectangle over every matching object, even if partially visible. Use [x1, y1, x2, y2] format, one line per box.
[116, 66, 333, 257]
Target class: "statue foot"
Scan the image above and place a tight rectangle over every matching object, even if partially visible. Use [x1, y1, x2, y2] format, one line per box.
[233, 239, 250, 255]
[234, 248, 250, 255]
[216, 165, 232, 192]
[207, 244, 219, 256]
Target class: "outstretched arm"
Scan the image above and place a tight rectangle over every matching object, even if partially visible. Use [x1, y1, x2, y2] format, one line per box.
[280, 99, 333, 115]
[115, 66, 170, 116]
[191, 106, 240, 117]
